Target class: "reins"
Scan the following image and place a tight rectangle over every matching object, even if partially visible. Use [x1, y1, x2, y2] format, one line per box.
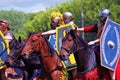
[61, 38, 85, 55]
[61, 32, 97, 73]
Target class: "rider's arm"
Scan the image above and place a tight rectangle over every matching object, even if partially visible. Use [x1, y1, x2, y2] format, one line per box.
[5, 32, 14, 43]
[5, 35, 13, 43]
[42, 30, 56, 35]
[77, 27, 84, 32]
[88, 39, 100, 45]
[77, 24, 98, 33]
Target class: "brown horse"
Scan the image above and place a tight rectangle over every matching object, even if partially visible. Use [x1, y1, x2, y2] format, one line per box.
[0, 36, 28, 80]
[60, 29, 111, 80]
[21, 32, 64, 80]
[6, 36, 43, 80]
[5, 37, 28, 80]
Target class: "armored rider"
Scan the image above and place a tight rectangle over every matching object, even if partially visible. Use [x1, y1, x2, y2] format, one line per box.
[77, 8, 112, 79]
[0, 20, 15, 80]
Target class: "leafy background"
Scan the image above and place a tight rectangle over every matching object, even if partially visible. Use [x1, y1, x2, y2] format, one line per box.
[0, 0, 120, 41]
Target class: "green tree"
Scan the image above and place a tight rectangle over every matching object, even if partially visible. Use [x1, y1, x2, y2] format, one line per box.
[23, 0, 120, 40]
[1, 0, 120, 40]
[0, 10, 28, 38]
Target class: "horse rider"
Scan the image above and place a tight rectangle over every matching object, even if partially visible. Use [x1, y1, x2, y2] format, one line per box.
[63, 12, 78, 28]
[77, 8, 110, 47]
[50, 12, 64, 29]
[42, 11, 77, 35]
[42, 12, 64, 35]
[0, 20, 14, 44]
[0, 20, 17, 80]
[77, 8, 113, 79]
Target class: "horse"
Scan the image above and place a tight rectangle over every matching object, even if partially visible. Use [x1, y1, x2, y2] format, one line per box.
[6, 35, 43, 80]
[21, 32, 64, 80]
[0, 36, 28, 80]
[5, 36, 28, 80]
[60, 29, 111, 80]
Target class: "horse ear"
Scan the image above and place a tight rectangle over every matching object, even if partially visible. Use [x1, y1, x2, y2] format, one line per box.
[32, 35, 39, 41]
[38, 32, 42, 36]
[75, 27, 77, 31]
[18, 36, 22, 43]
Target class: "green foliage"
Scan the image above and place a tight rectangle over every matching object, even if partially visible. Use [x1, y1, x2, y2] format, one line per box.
[0, 0, 120, 40]
[0, 10, 29, 39]
[23, 0, 120, 40]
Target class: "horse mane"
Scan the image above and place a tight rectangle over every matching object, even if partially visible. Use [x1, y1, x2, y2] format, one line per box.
[28, 32, 55, 54]
[42, 35, 56, 54]
[27, 32, 39, 38]
[68, 29, 97, 73]
[69, 29, 89, 49]
[62, 29, 89, 50]
[6, 36, 25, 67]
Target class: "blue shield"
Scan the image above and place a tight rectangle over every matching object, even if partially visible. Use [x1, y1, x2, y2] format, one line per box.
[0, 31, 10, 69]
[48, 34, 56, 50]
[101, 19, 120, 71]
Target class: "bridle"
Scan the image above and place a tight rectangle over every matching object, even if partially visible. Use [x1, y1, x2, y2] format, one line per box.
[61, 37, 97, 73]
[23, 35, 53, 59]
[61, 39, 85, 56]
[30, 35, 63, 74]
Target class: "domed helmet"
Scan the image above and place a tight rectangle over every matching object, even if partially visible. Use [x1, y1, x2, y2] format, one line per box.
[63, 12, 73, 24]
[99, 8, 110, 22]
[50, 12, 64, 29]
[0, 20, 10, 31]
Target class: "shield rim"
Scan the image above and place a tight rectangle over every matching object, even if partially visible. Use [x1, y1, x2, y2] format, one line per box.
[100, 19, 120, 71]
[56, 24, 76, 70]
[56, 23, 75, 54]
[0, 30, 10, 69]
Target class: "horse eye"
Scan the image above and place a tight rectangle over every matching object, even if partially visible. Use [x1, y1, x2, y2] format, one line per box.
[68, 39, 72, 41]
[32, 40, 36, 43]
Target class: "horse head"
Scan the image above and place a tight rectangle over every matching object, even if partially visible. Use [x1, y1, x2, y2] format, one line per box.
[60, 30, 75, 61]
[60, 29, 98, 74]
[60, 29, 89, 60]
[21, 32, 42, 58]
[6, 36, 25, 67]
[21, 32, 63, 80]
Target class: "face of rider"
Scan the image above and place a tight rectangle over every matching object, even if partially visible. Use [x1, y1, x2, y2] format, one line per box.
[63, 12, 73, 24]
[51, 17, 61, 29]
[0, 22, 7, 32]
[99, 16, 106, 23]
[63, 18, 71, 24]
[63, 15, 72, 24]
[99, 9, 110, 23]
[51, 22, 59, 29]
